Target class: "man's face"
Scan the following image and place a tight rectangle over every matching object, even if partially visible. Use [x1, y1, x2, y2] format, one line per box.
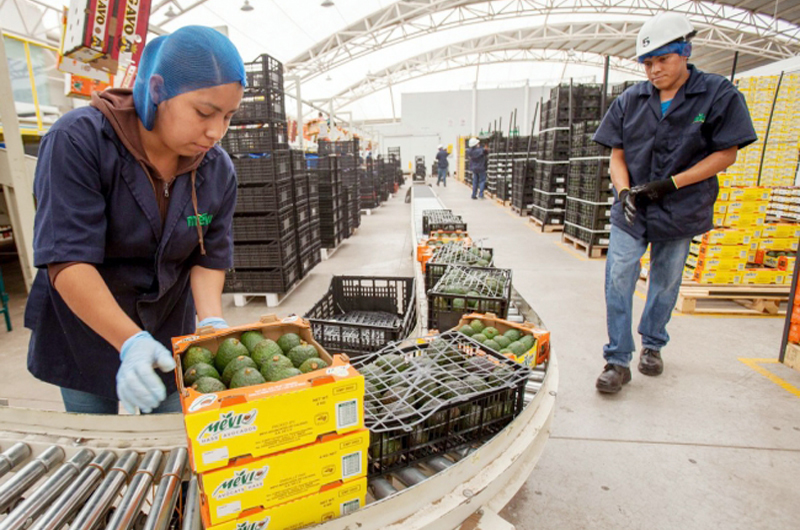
[643, 53, 689, 92]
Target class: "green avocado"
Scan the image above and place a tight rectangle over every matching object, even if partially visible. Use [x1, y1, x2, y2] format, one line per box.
[258, 352, 293, 374]
[288, 344, 320, 368]
[508, 341, 528, 356]
[251, 339, 285, 367]
[469, 320, 485, 333]
[375, 353, 406, 372]
[380, 384, 410, 406]
[472, 333, 487, 344]
[192, 377, 226, 394]
[503, 329, 522, 342]
[464, 374, 490, 393]
[519, 334, 535, 350]
[214, 338, 249, 372]
[494, 335, 511, 349]
[262, 365, 302, 382]
[184, 362, 219, 386]
[458, 325, 475, 337]
[229, 367, 266, 389]
[483, 339, 501, 352]
[299, 357, 328, 373]
[483, 327, 499, 340]
[183, 347, 213, 369]
[240, 331, 266, 353]
[277, 333, 302, 354]
[222, 356, 258, 386]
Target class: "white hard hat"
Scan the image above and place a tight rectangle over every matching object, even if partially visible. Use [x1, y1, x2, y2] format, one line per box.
[635, 12, 696, 60]
[468, 138, 480, 147]
[438, 144, 444, 150]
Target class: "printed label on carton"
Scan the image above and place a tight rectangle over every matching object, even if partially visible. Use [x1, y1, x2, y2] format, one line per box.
[199, 410, 259, 445]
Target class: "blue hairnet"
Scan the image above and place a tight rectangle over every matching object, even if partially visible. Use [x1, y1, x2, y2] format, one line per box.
[133, 26, 246, 130]
[638, 41, 692, 63]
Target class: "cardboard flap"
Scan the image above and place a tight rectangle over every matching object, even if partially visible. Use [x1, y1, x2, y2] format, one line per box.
[260, 314, 278, 324]
[197, 325, 216, 336]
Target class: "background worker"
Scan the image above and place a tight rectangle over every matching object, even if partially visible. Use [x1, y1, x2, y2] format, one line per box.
[435, 144, 450, 186]
[466, 138, 489, 199]
[592, 12, 756, 393]
[25, 26, 246, 414]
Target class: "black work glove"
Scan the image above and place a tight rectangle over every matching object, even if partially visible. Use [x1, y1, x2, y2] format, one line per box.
[630, 177, 677, 204]
[618, 188, 637, 225]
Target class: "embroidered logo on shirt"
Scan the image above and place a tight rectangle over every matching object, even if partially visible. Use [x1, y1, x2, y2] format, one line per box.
[187, 213, 213, 227]
[693, 113, 706, 124]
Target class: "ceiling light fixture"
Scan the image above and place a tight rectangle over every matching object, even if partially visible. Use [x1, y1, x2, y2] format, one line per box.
[165, 6, 177, 18]
[321, 0, 335, 7]
[241, 0, 254, 11]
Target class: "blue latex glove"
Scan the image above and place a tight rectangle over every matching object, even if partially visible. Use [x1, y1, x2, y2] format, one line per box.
[117, 331, 176, 414]
[197, 317, 229, 330]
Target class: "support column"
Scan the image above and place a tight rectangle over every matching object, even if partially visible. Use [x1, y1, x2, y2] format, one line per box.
[0, 25, 37, 291]
[523, 80, 530, 135]
[294, 76, 304, 149]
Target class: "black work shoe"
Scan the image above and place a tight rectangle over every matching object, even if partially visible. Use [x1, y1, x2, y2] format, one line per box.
[638, 348, 663, 376]
[596, 364, 632, 394]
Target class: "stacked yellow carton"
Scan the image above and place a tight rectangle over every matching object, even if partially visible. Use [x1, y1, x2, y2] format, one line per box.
[713, 187, 770, 228]
[720, 74, 800, 187]
[686, 229, 752, 284]
[769, 187, 800, 222]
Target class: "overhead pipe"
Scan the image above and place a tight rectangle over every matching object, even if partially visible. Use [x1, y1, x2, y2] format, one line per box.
[29, 450, 116, 530]
[0, 446, 64, 514]
[70, 451, 138, 530]
[143, 448, 188, 530]
[105, 450, 163, 530]
[0, 443, 31, 480]
[0, 449, 93, 530]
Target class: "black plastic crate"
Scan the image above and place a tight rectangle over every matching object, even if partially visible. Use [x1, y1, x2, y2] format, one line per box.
[293, 199, 310, 226]
[244, 53, 283, 91]
[318, 140, 359, 157]
[231, 91, 285, 125]
[231, 151, 291, 185]
[353, 330, 531, 477]
[224, 263, 298, 294]
[566, 197, 612, 231]
[292, 174, 309, 203]
[530, 205, 566, 227]
[221, 122, 288, 154]
[233, 237, 297, 269]
[533, 190, 567, 210]
[422, 210, 467, 234]
[425, 243, 495, 291]
[232, 209, 295, 241]
[298, 245, 322, 278]
[427, 266, 512, 332]
[305, 276, 417, 357]
[564, 222, 611, 247]
[296, 219, 321, 253]
[234, 180, 294, 214]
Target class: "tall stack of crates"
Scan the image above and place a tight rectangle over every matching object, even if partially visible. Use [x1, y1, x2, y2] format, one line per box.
[338, 151, 361, 233]
[223, 54, 298, 294]
[564, 121, 613, 252]
[541, 83, 604, 129]
[606, 80, 639, 109]
[511, 159, 536, 214]
[314, 156, 346, 249]
[291, 150, 321, 279]
[531, 128, 569, 227]
[361, 156, 379, 209]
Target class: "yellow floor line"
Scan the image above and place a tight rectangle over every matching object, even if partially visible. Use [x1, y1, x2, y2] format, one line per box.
[739, 358, 800, 398]
[553, 241, 589, 262]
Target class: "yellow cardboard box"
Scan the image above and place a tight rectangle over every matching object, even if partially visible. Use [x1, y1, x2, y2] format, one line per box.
[758, 238, 799, 252]
[690, 269, 742, 284]
[724, 212, 766, 227]
[725, 201, 769, 215]
[700, 229, 752, 246]
[686, 255, 746, 272]
[173, 317, 365, 474]
[690, 243, 748, 260]
[761, 224, 800, 239]
[742, 269, 787, 285]
[204, 478, 367, 530]
[199, 429, 369, 526]
[729, 187, 771, 202]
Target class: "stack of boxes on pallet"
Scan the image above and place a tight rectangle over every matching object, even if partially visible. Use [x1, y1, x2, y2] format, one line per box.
[223, 54, 303, 295]
[565, 120, 613, 252]
[769, 188, 800, 221]
[488, 136, 533, 202]
[172, 319, 368, 530]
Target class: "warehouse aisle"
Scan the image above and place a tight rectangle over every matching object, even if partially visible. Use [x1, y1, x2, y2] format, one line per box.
[433, 179, 800, 530]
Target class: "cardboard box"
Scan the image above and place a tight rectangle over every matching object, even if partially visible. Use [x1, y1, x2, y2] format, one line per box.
[114, 0, 151, 70]
[686, 255, 746, 272]
[456, 313, 550, 367]
[690, 269, 742, 284]
[62, 0, 126, 74]
[761, 224, 800, 239]
[725, 201, 769, 215]
[690, 243, 748, 260]
[724, 212, 766, 227]
[173, 316, 365, 474]
[758, 238, 799, 252]
[205, 478, 367, 530]
[700, 229, 752, 246]
[199, 430, 369, 526]
[729, 187, 771, 202]
[742, 268, 787, 285]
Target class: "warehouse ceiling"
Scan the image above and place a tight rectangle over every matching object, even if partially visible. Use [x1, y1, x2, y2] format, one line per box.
[6, 0, 800, 121]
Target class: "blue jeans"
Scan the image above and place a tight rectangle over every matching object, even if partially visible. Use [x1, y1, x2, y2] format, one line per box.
[472, 170, 487, 198]
[61, 387, 182, 414]
[437, 167, 447, 186]
[604, 225, 692, 367]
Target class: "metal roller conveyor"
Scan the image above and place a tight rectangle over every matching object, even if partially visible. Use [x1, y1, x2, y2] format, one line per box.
[0, 444, 31, 480]
[394, 467, 429, 487]
[143, 448, 187, 530]
[0, 448, 94, 530]
[104, 449, 162, 530]
[369, 477, 398, 500]
[180, 477, 201, 530]
[0, 446, 64, 514]
[29, 450, 116, 530]
[70, 450, 138, 530]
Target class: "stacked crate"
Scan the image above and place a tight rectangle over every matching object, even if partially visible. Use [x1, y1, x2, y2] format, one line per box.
[531, 127, 569, 228]
[511, 159, 536, 215]
[414, 155, 426, 181]
[361, 156, 379, 209]
[223, 54, 298, 294]
[541, 83, 604, 129]
[315, 156, 346, 249]
[565, 120, 613, 252]
[291, 150, 321, 279]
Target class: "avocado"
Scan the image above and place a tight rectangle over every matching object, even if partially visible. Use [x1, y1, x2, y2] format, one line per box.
[499, 348, 513, 356]
[411, 356, 437, 371]
[287, 344, 319, 368]
[229, 367, 266, 389]
[459, 404, 483, 430]
[214, 338, 249, 372]
[251, 339, 284, 367]
[483, 327, 499, 340]
[469, 320, 485, 333]
[472, 333, 487, 344]
[386, 400, 416, 419]
[240, 330, 266, 353]
[503, 329, 522, 342]
[475, 258, 490, 267]
[508, 341, 528, 356]
[359, 363, 386, 391]
[452, 298, 466, 310]
[380, 384, 410, 406]
[192, 377, 226, 394]
[519, 334, 535, 349]
[466, 356, 496, 374]
[183, 346, 213, 369]
[299, 357, 327, 373]
[369, 438, 402, 467]
[184, 362, 220, 386]
[364, 379, 380, 397]
[222, 356, 258, 386]
[258, 352, 294, 373]
[409, 427, 430, 446]
[438, 379, 470, 400]
[458, 325, 475, 337]
[277, 333, 302, 354]
[464, 374, 490, 393]
[375, 353, 406, 372]
[263, 365, 302, 382]
[386, 373, 408, 388]
[494, 335, 511, 349]
[483, 339, 501, 352]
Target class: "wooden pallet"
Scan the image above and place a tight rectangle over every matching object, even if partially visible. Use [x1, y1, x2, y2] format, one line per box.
[528, 216, 564, 233]
[783, 342, 800, 372]
[562, 232, 607, 258]
[511, 205, 530, 217]
[675, 282, 789, 315]
[230, 267, 314, 307]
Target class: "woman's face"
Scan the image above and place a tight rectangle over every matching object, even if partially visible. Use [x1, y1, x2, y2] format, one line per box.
[153, 82, 244, 157]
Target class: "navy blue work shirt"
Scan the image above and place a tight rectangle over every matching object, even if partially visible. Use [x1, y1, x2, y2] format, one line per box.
[435, 149, 449, 169]
[25, 107, 237, 400]
[466, 146, 488, 173]
[593, 65, 757, 241]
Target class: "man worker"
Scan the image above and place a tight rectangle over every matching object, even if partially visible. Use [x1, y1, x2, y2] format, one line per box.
[435, 145, 450, 186]
[466, 138, 489, 199]
[592, 12, 756, 393]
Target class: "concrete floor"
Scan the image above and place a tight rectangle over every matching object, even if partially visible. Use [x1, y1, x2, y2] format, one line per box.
[1, 178, 799, 528]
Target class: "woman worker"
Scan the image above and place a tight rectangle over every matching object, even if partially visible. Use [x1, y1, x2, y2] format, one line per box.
[24, 26, 245, 414]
